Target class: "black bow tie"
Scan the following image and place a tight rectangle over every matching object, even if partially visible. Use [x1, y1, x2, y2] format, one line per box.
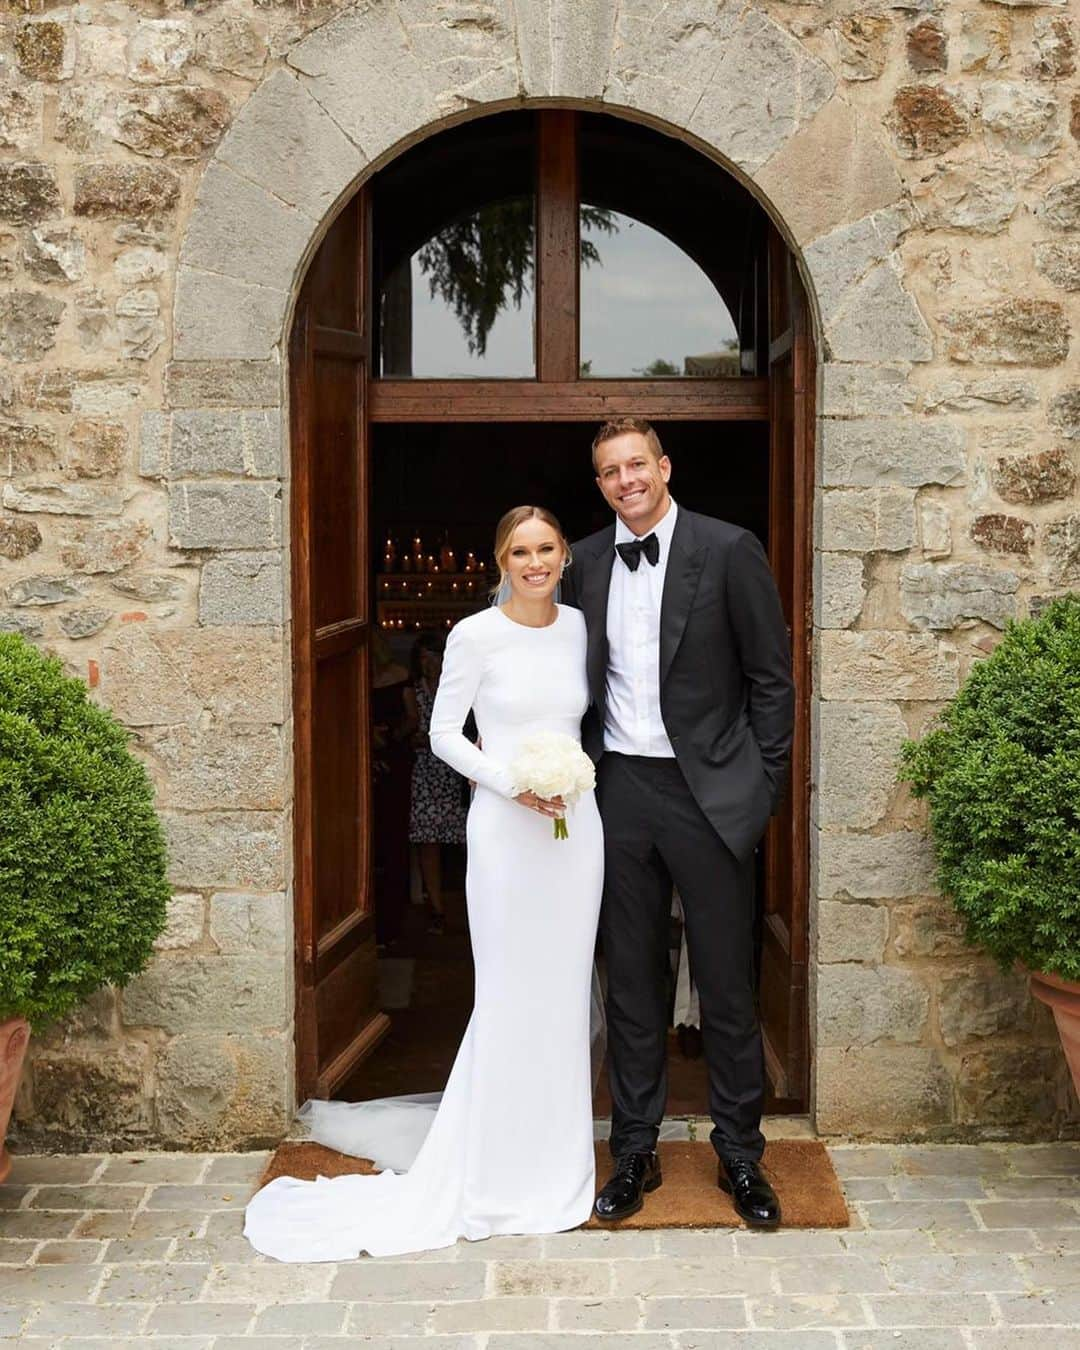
[616, 532, 660, 572]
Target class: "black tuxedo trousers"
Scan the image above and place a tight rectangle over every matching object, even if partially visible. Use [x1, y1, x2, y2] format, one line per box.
[597, 752, 766, 1164]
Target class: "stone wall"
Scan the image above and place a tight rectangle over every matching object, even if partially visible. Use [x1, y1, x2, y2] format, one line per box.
[2, 0, 1078, 1150]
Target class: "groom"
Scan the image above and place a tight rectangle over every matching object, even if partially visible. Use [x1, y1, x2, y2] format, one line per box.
[562, 417, 795, 1229]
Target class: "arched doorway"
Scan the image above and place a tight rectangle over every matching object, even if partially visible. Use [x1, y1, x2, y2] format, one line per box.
[289, 109, 813, 1114]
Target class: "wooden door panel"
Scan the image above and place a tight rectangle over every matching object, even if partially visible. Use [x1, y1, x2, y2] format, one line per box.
[292, 192, 389, 1103]
[311, 358, 363, 629]
[761, 224, 811, 1111]
[313, 649, 368, 934]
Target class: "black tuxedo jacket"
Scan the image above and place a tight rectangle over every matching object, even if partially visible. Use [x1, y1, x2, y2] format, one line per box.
[562, 506, 795, 863]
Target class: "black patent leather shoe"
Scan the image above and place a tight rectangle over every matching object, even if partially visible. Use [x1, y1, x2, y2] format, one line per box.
[593, 1150, 662, 1221]
[718, 1157, 781, 1229]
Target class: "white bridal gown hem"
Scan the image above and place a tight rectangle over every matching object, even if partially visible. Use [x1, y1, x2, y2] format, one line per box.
[243, 604, 604, 1263]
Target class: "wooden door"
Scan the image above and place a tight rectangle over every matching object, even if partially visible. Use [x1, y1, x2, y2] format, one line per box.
[290, 191, 390, 1101]
[760, 224, 813, 1111]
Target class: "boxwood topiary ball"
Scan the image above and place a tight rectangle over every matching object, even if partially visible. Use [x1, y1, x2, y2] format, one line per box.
[899, 594, 1080, 983]
[0, 633, 169, 1030]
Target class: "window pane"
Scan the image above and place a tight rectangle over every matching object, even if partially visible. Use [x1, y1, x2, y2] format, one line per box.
[380, 198, 535, 378]
[580, 207, 739, 378]
[373, 112, 537, 379]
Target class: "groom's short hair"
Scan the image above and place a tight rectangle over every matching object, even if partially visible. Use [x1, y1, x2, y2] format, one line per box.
[591, 417, 665, 471]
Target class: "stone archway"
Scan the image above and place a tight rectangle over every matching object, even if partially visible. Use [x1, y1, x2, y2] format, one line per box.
[167, 1, 942, 1135]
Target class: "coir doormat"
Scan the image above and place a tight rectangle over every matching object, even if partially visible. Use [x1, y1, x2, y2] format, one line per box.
[255, 1138, 849, 1230]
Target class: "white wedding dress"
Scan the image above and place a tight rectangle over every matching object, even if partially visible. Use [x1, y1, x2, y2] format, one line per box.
[244, 603, 604, 1261]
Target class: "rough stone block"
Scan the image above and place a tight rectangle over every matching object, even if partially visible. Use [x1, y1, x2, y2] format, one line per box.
[173, 266, 286, 362]
[155, 1033, 288, 1149]
[757, 97, 903, 249]
[139, 723, 284, 811]
[924, 376, 1038, 413]
[827, 261, 934, 363]
[57, 606, 110, 641]
[165, 359, 281, 409]
[154, 892, 204, 951]
[121, 955, 285, 1033]
[168, 480, 281, 550]
[888, 83, 970, 157]
[167, 409, 281, 478]
[101, 625, 284, 727]
[59, 519, 151, 574]
[819, 830, 937, 899]
[900, 562, 1019, 631]
[116, 84, 229, 160]
[26, 1045, 154, 1149]
[818, 701, 909, 828]
[891, 900, 971, 960]
[0, 514, 42, 559]
[0, 290, 65, 361]
[602, 0, 741, 128]
[209, 892, 287, 955]
[920, 500, 952, 558]
[73, 164, 180, 219]
[1044, 513, 1080, 584]
[822, 489, 916, 553]
[970, 513, 1034, 556]
[822, 419, 964, 488]
[817, 899, 889, 964]
[957, 1047, 1066, 1126]
[216, 68, 361, 216]
[688, 10, 836, 176]
[801, 201, 911, 325]
[181, 162, 313, 293]
[820, 364, 915, 418]
[398, 0, 520, 108]
[816, 1046, 953, 1135]
[199, 552, 283, 626]
[820, 632, 960, 701]
[816, 552, 866, 629]
[938, 967, 1032, 1047]
[109, 571, 189, 603]
[981, 80, 1059, 157]
[162, 811, 285, 890]
[1035, 240, 1080, 291]
[941, 298, 1069, 366]
[912, 161, 1019, 235]
[818, 963, 930, 1046]
[1042, 177, 1080, 231]
[287, 2, 439, 158]
[6, 574, 86, 606]
[518, 0, 617, 99]
[992, 448, 1076, 504]
[0, 161, 61, 225]
[127, 18, 192, 85]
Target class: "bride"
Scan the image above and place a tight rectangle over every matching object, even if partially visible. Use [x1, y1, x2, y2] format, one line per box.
[244, 505, 604, 1261]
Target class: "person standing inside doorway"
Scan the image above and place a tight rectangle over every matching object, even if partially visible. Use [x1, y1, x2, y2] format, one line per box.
[405, 630, 467, 935]
[562, 418, 795, 1229]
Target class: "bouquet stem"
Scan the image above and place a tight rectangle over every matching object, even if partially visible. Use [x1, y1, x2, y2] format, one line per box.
[553, 816, 568, 841]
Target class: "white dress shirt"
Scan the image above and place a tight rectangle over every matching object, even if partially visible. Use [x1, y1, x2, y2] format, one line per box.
[604, 498, 678, 757]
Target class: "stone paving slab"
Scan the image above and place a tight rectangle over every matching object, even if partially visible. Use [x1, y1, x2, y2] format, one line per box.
[0, 1142, 1077, 1346]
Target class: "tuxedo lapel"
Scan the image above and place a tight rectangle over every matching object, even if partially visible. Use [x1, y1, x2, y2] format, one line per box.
[660, 510, 708, 687]
[579, 528, 615, 707]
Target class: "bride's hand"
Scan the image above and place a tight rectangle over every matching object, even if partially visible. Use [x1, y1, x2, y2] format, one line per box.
[514, 791, 565, 818]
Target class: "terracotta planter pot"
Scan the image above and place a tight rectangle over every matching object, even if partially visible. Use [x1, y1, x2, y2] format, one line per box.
[1028, 969, 1080, 1104]
[0, 1017, 31, 1185]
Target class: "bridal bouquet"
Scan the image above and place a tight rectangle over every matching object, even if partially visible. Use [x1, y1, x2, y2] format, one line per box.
[509, 731, 595, 840]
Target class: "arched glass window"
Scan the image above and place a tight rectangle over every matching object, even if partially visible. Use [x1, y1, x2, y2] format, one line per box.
[373, 111, 764, 381]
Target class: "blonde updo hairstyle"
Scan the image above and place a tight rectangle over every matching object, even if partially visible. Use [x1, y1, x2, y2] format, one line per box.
[491, 505, 572, 600]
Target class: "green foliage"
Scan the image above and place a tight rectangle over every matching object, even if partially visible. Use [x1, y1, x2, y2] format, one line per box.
[0, 633, 169, 1030]
[635, 358, 681, 376]
[899, 595, 1080, 982]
